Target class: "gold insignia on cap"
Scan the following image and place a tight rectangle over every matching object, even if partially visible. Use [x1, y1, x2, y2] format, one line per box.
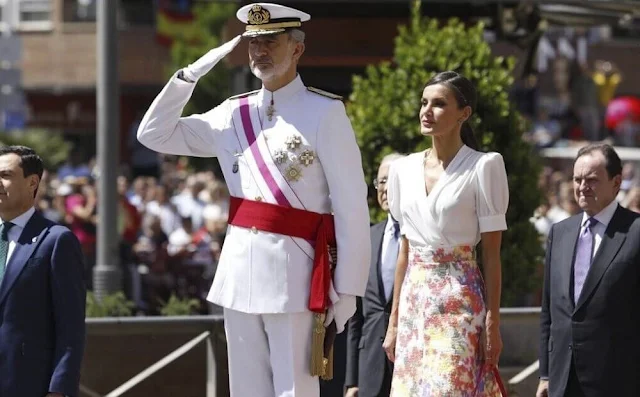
[248, 5, 271, 25]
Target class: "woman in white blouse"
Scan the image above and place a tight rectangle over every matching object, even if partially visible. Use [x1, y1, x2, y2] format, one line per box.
[382, 71, 509, 396]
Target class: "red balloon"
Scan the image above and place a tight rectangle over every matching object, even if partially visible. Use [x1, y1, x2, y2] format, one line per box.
[605, 96, 640, 130]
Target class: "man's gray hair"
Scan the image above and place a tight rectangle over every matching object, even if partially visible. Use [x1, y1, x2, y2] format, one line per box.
[288, 29, 305, 43]
[380, 152, 405, 168]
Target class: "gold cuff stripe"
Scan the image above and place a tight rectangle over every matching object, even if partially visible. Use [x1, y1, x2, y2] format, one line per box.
[246, 21, 301, 31]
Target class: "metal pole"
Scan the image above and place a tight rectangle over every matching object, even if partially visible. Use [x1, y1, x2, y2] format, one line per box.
[0, 0, 10, 130]
[1, 0, 12, 37]
[93, 0, 121, 299]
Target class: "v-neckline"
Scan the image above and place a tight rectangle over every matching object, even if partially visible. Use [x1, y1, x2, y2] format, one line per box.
[422, 145, 467, 198]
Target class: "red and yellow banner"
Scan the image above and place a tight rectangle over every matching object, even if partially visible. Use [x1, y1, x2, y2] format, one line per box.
[156, 6, 196, 47]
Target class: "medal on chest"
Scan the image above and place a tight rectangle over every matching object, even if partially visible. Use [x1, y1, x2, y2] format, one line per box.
[233, 151, 242, 173]
[266, 92, 276, 121]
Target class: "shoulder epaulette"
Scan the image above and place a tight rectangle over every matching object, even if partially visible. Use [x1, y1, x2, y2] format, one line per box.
[307, 87, 343, 100]
[228, 89, 260, 101]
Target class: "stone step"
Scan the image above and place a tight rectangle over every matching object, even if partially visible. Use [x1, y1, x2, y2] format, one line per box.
[499, 363, 540, 397]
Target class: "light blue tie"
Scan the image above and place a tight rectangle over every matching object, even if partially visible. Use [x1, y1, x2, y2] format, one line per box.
[574, 217, 597, 303]
[0, 222, 15, 284]
[381, 221, 399, 302]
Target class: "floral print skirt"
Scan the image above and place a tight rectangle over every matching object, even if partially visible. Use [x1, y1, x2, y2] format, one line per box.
[390, 245, 502, 397]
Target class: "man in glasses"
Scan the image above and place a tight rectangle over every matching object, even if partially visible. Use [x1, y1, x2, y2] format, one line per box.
[346, 153, 405, 397]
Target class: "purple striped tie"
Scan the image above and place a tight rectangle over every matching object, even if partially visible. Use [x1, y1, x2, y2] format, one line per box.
[574, 217, 597, 303]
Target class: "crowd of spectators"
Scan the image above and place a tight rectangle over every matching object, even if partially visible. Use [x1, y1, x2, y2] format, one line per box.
[35, 150, 230, 315]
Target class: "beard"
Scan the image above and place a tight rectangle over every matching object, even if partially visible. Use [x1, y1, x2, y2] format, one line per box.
[250, 49, 294, 84]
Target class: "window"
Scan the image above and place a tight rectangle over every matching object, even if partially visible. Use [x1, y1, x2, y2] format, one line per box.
[18, 0, 52, 31]
[63, 0, 96, 23]
[0, 0, 52, 32]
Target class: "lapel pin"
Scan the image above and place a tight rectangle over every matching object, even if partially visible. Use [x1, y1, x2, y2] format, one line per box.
[32, 237, 37, 243]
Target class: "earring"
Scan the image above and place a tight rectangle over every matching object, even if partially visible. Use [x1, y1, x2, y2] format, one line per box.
[457, 119, 463, 124]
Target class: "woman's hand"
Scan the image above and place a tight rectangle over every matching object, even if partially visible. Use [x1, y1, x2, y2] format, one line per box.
[382, 322, 398, 362]
[483, 320, 503, 367]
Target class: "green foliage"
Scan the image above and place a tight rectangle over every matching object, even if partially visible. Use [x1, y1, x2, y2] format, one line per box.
[168, 2, 236, 173]
[159, 295, 201, 316]
[169, 2, 237, 116]
[347, 1, 543, 306]
[86, 292, 135, 318]
[0, 129, 71, 171]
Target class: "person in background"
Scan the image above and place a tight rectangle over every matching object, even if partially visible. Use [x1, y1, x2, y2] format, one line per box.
[346, 153, 405, 397]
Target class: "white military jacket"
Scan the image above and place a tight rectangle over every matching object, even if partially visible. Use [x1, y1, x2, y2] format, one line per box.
[137, 72, 371, 314]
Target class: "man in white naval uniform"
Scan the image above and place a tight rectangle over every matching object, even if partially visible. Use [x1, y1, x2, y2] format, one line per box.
[137, 3, 370, 397]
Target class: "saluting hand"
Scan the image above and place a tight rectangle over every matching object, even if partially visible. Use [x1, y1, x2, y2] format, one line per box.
[182, 35, 242, 82]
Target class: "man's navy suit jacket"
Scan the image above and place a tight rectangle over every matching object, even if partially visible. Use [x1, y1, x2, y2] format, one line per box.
[0, 210, 86, 397]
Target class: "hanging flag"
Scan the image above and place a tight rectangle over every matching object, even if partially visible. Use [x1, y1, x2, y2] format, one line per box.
[156, 0, 197, 47]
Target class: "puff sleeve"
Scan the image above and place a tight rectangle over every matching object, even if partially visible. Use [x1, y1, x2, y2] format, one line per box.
[475, 152, 509, 233]
[387, 159, 404, 231]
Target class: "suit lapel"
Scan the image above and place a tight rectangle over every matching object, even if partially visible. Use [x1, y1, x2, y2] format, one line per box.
[561, 215, 582, 309]
[371, 222, 387, 306]
[575, 206, 627, 311]
[0, 212, 49, 307]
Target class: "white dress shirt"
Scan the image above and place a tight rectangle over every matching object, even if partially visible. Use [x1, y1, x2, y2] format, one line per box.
[380, 214, 400, 300]
[580, 199, 619, 259]
[1, 206, 36, 264]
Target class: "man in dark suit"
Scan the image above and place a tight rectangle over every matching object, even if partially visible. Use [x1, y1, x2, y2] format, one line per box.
[345, 153, 404, 397]
[538, 143, 640, 397]
[0, 146, 86, 397]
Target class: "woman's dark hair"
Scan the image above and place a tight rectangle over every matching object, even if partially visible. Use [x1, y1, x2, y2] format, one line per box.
[424, 71, 479, 150]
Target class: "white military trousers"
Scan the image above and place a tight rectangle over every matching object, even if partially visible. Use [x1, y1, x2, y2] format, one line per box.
[224, 308, 318, 397]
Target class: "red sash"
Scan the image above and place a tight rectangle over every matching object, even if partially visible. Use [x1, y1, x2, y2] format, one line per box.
[227, 196, 336, 313]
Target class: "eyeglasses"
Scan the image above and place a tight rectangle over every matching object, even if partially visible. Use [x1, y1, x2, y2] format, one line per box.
[373, 177, 387, 190]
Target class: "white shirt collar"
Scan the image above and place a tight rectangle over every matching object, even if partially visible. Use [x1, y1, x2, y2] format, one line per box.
[581, 199, 618, 228]
[2, 207, 36, 229]
[385, 213, 394, 231]
[386, 213, 400, 233]
[258, 74, 305, 108]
